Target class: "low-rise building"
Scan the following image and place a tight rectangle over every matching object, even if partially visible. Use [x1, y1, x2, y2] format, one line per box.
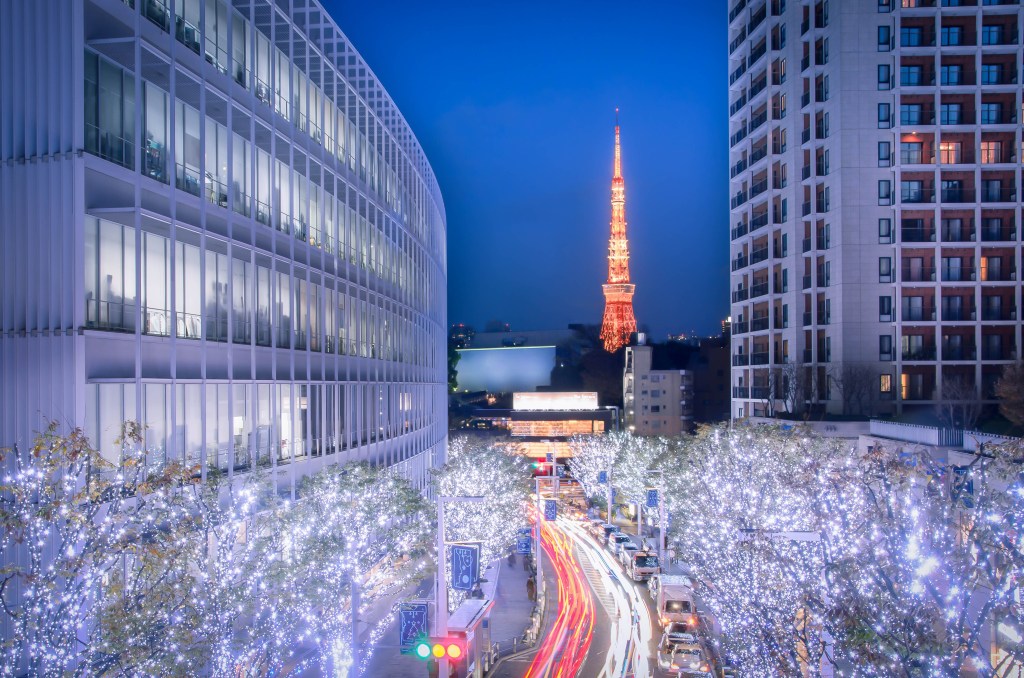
[624, 341, 694, 436]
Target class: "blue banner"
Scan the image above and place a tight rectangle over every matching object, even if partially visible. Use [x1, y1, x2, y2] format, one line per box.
[451, 543, 480, 591]
[544, 498, 557, 521]
[398, 603, 428, 654]
[646, 488, 659, 509]
[546, 452, 554, 463]
[516, 535, 532, 554]
[598, 470, 608, 484]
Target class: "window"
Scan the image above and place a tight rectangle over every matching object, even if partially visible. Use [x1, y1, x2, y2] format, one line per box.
[878, 141, 891, 166]
[175, 0, 201, 55]
[900, 104, 923, 126]
[900, 141, 923, 164]
[941, 26, 963, 46]
[880, 373, 893, 392]
[879, 296, 893, 321]
[878, 179, 892, 205]
[84, 50, 136, 170]
[900, 26, 923, 47]
[879, 0, 892, 11]
[878, 103, 892, 128]
[650, 405, 661, 413]
[143, 82, 168, 182]
[84, 217, 137, 332]
[980, 102, 1002, 125]
[938, 141, 961, 164]
[901, 180, 924, 202]
[878, 64, 892, 89]
[940, 65, 962, 86]
[981, 25, 1003, 46]
[879, 218, 893, 243]
[900, 65, 924, 86]
[981, 63, 1003, 85]
[142, 232, 171, 336]
[940, 179, 963, 202]
[980, 141, 1002, 164]
[174, 100, 202, 195]
[878, 25, 892, 50]
[940, 103, 962, 125]
[879, 257, 893, 282]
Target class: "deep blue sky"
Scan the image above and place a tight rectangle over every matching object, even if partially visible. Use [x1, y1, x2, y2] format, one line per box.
[324, 1, 729, 338]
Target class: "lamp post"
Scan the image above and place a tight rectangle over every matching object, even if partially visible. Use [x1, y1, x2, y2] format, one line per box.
[436, 495, 485, 678]
[647, 469, 667, 567]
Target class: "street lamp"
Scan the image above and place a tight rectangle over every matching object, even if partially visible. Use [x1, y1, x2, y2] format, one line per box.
[435, 495, 484, 678]
[603, 405, 621, 433]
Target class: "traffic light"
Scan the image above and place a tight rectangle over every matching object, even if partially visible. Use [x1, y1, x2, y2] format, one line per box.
[412, 637, 465, 662]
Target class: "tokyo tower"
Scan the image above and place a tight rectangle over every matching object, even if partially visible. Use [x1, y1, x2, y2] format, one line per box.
[599, 110, 638, 352]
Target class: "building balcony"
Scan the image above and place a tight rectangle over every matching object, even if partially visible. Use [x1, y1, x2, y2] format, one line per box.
[733, 321, 750, 334]
[750, 351, 770, 365]
[981, 306, 1016, 321]
[732, 288, 749, 303]
[902, 266, 936, 282]
[733, 386, 750, 398]
[903, 346, 938, 361]
[733, 354, 750, 366]
[942, 346, 977, 361]
[732, 255, 749, 271]
[751, 316, 770, 331]
[903, 307, 937, 322]
[750, 282, 770, 298]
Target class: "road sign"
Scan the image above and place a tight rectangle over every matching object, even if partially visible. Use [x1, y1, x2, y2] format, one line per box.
[451, 543, 480, 591]
[646, 488, 659, 509]
[598, 470, 608, 484]
[556, 464, 566, 478]
[398, 603, 428, 654]
[546, 452, 554, 463]
[543, 498, 557, 521]
[516, 535, 532, 554]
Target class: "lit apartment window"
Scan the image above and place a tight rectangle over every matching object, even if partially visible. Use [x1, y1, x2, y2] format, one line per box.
[939, 141, 961, 164]
[981, 141, 1002, 164]
[880, 373, 892, 393]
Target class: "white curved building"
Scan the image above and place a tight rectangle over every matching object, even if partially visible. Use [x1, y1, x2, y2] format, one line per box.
[0, 0, 448, 493]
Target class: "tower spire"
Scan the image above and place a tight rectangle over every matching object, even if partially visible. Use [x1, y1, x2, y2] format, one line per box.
[599, 111, 638, 353]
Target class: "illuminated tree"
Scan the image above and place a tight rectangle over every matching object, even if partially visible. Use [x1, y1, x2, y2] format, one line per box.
[663, 426, 839, 676]
[434, 437, 530, 611]
[0, 422, 198, 676]
[812, 440, 1024, 676]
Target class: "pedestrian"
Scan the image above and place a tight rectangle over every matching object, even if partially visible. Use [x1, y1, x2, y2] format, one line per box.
[526, 576, 536, 602]
[508, 549, 516, 566]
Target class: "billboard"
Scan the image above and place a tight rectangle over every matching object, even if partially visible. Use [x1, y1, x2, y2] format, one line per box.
[513, 391, 600, 411]
[456, 346, 557, 393]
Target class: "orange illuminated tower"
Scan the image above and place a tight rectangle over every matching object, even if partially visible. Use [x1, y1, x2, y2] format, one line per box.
[599, 110, 638, 352]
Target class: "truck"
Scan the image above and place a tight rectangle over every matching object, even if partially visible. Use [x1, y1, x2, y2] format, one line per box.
[656, 574, 698, 629]
[628, 551, 660, 581]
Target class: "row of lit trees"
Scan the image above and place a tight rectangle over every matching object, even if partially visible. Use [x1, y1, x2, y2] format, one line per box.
[0, 424, 528, 677]
[569, 426, 1024, 677]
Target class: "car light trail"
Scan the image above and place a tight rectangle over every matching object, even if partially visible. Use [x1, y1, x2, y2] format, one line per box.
[525, 519, 596, 678]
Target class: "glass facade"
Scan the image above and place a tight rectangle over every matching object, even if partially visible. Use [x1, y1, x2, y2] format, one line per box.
[65, 0, 447, 492]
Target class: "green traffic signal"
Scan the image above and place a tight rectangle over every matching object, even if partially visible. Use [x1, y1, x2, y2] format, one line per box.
[414, 641, 431, 659]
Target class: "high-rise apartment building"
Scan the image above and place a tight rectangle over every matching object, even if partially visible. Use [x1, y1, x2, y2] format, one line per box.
[0, 0, 448, 493]
[728, 0, 1022, 420]
[624, 343, 695, 435]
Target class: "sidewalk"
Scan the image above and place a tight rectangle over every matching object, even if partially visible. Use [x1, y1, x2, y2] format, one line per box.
[356, 552, 540, 677]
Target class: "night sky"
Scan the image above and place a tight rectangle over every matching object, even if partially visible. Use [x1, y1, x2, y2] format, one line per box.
[323, 1, 729, 338]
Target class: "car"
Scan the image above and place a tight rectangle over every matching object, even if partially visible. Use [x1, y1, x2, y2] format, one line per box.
[618, 541, 640, 565]
[608, 533, 632, 555]
[600, 523, 621, 545]
[664, 622, 696, 641]
[657, 632, 712, 676]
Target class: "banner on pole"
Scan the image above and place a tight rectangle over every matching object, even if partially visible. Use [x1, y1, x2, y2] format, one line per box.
[398, 603, 428, 654]
[543, 498, 557, 521]
[646, 488, 659, 509]
[451, 543, 480, 591]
